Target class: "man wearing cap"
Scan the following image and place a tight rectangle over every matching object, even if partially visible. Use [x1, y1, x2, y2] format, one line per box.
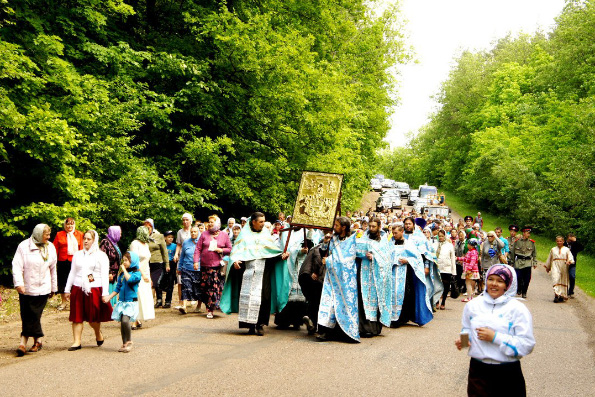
[510, 226, 537, 298]
[464, 216, 474, 229]
[507, 225, 520, 250]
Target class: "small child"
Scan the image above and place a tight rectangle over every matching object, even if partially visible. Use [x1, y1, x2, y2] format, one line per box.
[103, 251, 141, 352]
[458, 238, 480, 302]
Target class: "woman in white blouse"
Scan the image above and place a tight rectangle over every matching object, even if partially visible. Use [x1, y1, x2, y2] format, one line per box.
[129, 226, 155, 328]
[434, 229, 456, 310]
[64, 230, 113, 350]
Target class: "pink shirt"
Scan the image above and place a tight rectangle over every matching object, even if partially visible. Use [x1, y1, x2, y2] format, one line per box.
[193, 231, 232, 267]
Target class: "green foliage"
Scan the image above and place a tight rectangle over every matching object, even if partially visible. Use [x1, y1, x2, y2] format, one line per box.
[0, 0, 409, 274]
[379, 1, 595, 255]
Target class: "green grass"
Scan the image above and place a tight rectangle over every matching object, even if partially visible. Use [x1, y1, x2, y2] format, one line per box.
[443, 189, 595, 297]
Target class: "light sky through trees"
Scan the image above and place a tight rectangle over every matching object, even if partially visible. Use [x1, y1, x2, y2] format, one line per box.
[385, 0, 566, 147]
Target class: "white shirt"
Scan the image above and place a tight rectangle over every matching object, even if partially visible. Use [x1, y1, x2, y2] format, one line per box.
[65, 249, 110, 296]
[434, 240, 456, 274]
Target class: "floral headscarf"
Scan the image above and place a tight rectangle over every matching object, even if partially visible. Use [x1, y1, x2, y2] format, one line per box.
[135, 226, 151, 243]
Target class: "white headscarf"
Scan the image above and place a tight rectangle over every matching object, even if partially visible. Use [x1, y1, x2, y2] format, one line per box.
[81, 230, 100, 294]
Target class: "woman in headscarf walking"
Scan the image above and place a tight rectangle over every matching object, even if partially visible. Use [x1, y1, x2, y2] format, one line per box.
[12, 224, 58, 356]
[193, 215, 232, 318]
[99, 226, 122, 307]
[129, 226, 155, 328]
[64, 230, 112, 350]
[52, 218, 83, 310]
[456, 264, 535, 396]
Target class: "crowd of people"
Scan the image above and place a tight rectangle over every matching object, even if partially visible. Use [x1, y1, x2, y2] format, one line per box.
[11, 206, 586, 394]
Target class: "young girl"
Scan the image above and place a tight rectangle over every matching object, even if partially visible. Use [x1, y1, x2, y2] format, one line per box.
[103, 251, 141, 352]
[458, 238, 480, 302]
[455, 264, 535, 396]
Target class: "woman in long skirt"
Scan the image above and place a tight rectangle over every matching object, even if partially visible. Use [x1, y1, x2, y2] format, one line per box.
[129, 226, 155, 328]
[64, 230, 113, 350]
[12, 224, 58, 356]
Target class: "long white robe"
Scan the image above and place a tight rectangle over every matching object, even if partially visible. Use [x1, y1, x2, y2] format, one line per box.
[545, 246, 574, 299]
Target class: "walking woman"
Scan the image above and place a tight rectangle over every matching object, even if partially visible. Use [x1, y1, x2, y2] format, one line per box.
[12, 224, 58, 356]
[456, 264, 535, 396]
[544, 236, 574, 303]
[129, 226, 155, 328]
[99, 226, 122, 306]
[52, 218, 83, 310]
[435, 230, 456, 310]
[193, 215, 232, 318]
[64, 230, 113, 350]
[178, 226, 201, 314]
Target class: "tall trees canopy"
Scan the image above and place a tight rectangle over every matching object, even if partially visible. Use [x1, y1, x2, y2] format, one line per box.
[380, 0, 595, 252]
[0, 0, 409, 272]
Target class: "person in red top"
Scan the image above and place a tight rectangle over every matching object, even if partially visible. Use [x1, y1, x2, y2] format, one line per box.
[53, 218, 84, 310]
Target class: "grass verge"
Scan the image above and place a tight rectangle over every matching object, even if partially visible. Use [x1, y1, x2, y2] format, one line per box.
[443, 190, 595, 297]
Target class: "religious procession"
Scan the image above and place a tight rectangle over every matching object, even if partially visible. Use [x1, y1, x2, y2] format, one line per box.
[11, 194, 591, 396]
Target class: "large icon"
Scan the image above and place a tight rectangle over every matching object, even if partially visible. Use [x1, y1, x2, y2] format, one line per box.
[291, 171, 343, 229]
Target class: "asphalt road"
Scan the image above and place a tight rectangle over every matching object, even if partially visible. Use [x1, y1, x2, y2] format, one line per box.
[1, 199, 594, 396]
[1, 263, 593, 396]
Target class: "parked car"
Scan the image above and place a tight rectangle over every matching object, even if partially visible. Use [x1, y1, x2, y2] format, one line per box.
[423, 205, 451, 219]
[381, 179, 394, 188]
[394, 182, 410, 198]
[407, 189, 419, 206]
[376, 196, 393, 211]
[371, 179, 382, 191]
[381, 188, 399, 196]
[390, 196, 402, 209]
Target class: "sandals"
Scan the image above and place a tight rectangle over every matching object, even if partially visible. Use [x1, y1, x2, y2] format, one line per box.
[461, 298, 471, 302]
[16, 345, 26, 357]
[29, 341, 43, 352]
[118, 341, 133, 353]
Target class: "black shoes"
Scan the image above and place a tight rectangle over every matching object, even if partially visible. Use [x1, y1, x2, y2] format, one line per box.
[154, 300, 163, 309]
[68, 345, 82, 351]
[303, 316, 315, 335]
[255, 325, 265, 336]
[163, 302, 171, 309]
[315, 332, 327, 341]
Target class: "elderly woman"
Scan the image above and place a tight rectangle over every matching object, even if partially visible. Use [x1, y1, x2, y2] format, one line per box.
[12, 224, 58, 356]
[53, 218, 83, 310]
[99, 226, 122, 307]
[178, 226, 201, 314]
[129, 226, 155, 328]
[64, 230, 112, 350]
[193, 215, 232, 319]
[480, 231, 505, 290]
